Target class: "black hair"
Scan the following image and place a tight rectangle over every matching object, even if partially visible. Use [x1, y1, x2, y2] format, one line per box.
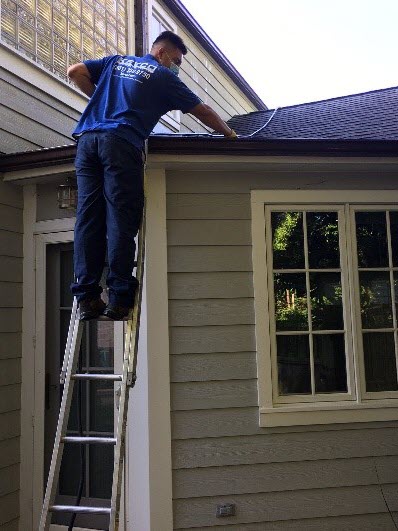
[152, 30, 188, 55]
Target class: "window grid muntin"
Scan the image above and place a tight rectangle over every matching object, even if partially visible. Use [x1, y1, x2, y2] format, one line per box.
[1, 0, 128, 81]
[267, 205, 353, 404]
[352, 207, 398, 397]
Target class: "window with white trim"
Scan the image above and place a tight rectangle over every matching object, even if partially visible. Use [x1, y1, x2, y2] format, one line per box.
[148, 0, 181, 132]
[252, 191, 398, 427]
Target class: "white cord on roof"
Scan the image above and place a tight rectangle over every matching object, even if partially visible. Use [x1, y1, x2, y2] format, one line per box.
[241, 107, 280, 138]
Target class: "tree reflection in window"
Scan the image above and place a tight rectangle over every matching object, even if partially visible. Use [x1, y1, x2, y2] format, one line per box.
[271, 210, 347, 396]
[356, 211, 398, 392]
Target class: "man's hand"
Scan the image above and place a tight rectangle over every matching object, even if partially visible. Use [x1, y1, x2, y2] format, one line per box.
[67, 63, 96, 98]
[226, 129, 238, 139]
[189, 103, 238, 138]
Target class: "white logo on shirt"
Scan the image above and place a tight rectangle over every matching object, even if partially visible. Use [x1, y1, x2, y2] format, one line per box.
[113, 57, 158, 81]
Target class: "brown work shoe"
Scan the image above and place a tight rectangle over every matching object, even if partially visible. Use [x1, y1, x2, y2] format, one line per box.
[78, 298, 106, 321]
[103, 303, 131, 321]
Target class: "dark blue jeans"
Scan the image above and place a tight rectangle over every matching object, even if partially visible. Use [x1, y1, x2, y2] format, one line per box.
[71, 131, 144, 307]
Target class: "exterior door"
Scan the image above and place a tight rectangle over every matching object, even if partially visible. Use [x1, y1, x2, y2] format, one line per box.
[45, 243, 117, 530]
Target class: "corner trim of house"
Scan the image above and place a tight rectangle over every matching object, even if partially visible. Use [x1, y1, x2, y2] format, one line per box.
[20, 184, 37, 531]
[146, 168, 173, 531]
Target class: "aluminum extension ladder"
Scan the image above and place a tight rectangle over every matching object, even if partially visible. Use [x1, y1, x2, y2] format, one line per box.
[39, 206, 146, 531]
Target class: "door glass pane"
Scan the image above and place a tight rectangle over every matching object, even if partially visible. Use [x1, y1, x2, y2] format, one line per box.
[272, 212, 304, 269]
[89, 445, 113, 498]
[89, 320, 114, 367]
[277, 335, 311, 395]
[90, 380, 114, 432]
[359, 272, 392, 329]
[310, 272, 343, 330]
[313, 334, 347, 393]
[390, 211, 398, 267]
[307, 211, 340, 269]
[363, 333, 398, 391]
[356, 211, 388, 268]
[274, 273, 308, 331]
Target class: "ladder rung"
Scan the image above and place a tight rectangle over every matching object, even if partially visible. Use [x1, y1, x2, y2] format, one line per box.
[62, 436, 116, 444]
[72, 373, 122, 381]
[50, 505, 111, 515]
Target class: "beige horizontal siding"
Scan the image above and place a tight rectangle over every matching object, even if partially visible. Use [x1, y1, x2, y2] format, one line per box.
[0, 182, 23, 209]
[168, 246, 252, 273]
[168, 272, 254, 299]
[0, 205, 23, 233]
[167, 169, 398, 530]
[0, 129, 39, 153]
[176, 513, 398, 531]
[0, 234, 23, 258]
[0, 438, 20, 470]
[170, 325, 256, 354]
[167, 194, 251, 220]
[169, 298, 254, 327]
[0, 189, 22, 525]
[170, 352, 256, 383]
[171, 380, 258, 411]
[0, 283, 22, 307]
[0, 411, 20, 441]
[0, 464, 19, 498]
[0, 310, 21, 333]
[0, 65, 79, 152]
[0, 491, 19, 526]
[173, 485, 388, 529]
[0, 360, 21, 386]
[173, 456, 395, 498]
[0, 257, 22, 283]
[167, 220, 251, 246]
[172, 427, 398, 467]
[0, 334, 21, 360]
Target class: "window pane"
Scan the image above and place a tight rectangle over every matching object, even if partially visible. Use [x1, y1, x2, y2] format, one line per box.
[359, 272, 392, 329]
[390, 211, 398, 267]
[356, 211, 388, 268]
[89, 445, 113, 498]
[59, 445, 86, 495]
[89, 321, 114, 367]
[60, 248, 74, 307]
[310, 273, 344, 330]
[314, 334, 347, 393]
[272, 212, 304, 269]
[274, 273, 308, 331]
[363, 333, 398, 391]
[89, 381, 114, 432]
[307, 211, 340, 269]
[277, 335, 311, 395]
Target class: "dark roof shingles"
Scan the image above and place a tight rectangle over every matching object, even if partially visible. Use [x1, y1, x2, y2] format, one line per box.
[227, 87, 398, 140]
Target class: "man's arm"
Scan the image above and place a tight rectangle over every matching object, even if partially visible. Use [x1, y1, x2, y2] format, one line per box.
[67, 63, 96, 97]
[189, 103, 237, 137]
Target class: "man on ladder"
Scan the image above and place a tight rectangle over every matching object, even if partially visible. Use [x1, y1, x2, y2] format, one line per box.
[68, 30, 237, 321]
[40, 31, 238, 531]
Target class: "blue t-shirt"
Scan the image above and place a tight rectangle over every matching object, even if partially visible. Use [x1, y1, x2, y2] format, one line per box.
[72, 54, 201, 150]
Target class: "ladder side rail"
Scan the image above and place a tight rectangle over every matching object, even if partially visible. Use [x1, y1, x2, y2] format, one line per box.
[60, 297, 78, 384]
[39, 318, 84, 530]
[109, 202, 146, 530]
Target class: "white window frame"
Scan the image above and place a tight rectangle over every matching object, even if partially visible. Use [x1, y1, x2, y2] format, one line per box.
[252, 190, 398, 428]
[148, 0, 181, 132]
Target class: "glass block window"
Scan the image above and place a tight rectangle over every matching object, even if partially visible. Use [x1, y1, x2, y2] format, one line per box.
[1, 0, 128, 81]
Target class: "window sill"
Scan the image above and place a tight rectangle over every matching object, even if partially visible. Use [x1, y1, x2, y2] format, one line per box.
[260, 400, 398, 427]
